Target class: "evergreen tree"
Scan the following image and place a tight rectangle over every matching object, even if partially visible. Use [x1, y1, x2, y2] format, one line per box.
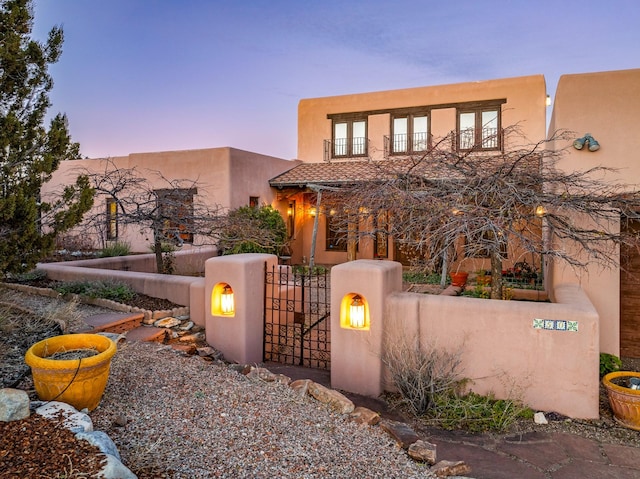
[0, 0, 93, 275]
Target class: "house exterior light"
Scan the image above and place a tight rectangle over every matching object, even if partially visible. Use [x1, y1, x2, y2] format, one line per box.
[221, 285, 235, 315]
[349, 295, 365, 328]
[535, 205, 547, 217]
[309, 207, 317, 217]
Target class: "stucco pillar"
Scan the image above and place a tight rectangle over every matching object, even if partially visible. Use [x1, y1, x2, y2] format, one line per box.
[204, 253, 278, 364]
[330, 260, 403, 397]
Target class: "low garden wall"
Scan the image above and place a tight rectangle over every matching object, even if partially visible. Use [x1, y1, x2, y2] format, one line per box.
[37, 247, 217, 325]
[331, 260, 600, 419]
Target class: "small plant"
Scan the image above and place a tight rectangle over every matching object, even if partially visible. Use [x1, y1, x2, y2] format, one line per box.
[430, 391, 534, 433]
[292, 264, 328, 275]
[53, 280, 136, 304]
[462, 285, 490, 299]
[381, 330, 463, 415]
[600, 352, 622, 377]
[7, 268, 48, 283]
[402, 270, 442, 284]
[99, 241, 131, 257]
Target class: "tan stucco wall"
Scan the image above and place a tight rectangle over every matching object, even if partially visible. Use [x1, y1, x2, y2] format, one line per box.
[298, 74, 547, 162]
[548, 68, 640, 355]
[43, 147, 295, 253]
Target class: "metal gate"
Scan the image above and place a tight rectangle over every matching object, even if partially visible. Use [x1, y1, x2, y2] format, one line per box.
[264, 264, 331, 369]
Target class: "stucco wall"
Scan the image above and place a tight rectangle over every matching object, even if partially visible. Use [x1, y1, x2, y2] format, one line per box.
[548, 68, 640, 355]
[43, 147, 295, 253]
[298, 74, 547, 163]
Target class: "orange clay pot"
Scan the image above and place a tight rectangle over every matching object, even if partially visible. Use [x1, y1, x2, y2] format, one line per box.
[450, 272, 469, 287]
[602, 371, 640, 431]
[25, 334, 116, 411]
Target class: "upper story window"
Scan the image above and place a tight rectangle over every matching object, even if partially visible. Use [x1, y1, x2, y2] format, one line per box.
[330, 118, 367, 159]
[457, 105, 502, 151]
[390, 113, 429, 155]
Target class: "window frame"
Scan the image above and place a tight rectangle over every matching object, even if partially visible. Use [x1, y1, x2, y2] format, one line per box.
[389, 110, 430, 155]
[106, 198, 118, 240]
[456, 103, 503, 152]
[331, 116, 368, 159]
[156, 188, 196, 244]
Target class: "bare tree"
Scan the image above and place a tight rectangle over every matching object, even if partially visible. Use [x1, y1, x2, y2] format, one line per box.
[325, 127, 640, 299]
[83, 160, 223, 273]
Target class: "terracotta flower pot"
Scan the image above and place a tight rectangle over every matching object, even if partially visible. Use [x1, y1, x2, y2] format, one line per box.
[602, 371, 640, 430]
[25, 334, 117, 411]
[450, 272, 469, 287]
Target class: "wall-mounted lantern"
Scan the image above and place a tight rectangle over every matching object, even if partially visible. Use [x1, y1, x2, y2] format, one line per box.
[287, 203, 293, 217]
[340, 293, 369, 330]
[573, 133, 600, 152]
[349, 295, 365, 328]
[309, 206, 317, 217]
[212, 282, 235, 317]
[535, 205, 547, 218]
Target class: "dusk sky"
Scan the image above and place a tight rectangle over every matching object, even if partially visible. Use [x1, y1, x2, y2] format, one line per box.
[33, 1, 639, 161]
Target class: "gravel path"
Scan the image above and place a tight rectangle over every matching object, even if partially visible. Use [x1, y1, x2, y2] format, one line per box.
[90, 342, 435, 478]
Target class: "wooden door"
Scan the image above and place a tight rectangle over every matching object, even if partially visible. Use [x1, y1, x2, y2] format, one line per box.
[620, 219, 640, 357]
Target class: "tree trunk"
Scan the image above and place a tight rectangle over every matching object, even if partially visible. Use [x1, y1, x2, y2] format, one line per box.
[154, 234, 164, 274]
[490, 251, 503, 300]
[347, 216, 357, 262]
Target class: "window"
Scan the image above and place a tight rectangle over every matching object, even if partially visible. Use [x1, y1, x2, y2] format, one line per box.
[457, 107, 501, 151]
[249, 196, 259, 208]
[391, 114, 429, 154]
[157, 188, 196, 244]
[332, 119, 367, 158]
[106, 198, 118, 240]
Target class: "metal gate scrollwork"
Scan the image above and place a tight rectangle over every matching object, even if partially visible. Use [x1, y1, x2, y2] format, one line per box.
[264, 264, 330, 369]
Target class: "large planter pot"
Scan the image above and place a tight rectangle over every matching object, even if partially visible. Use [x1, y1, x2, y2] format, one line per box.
[602, 371, 640, 430]
[450, 272, 469, 287]
[25, 334, 117, 411]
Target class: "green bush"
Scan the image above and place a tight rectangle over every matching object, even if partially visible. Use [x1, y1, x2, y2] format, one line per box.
[292, 264, 328, 275]
[600, 352, 622, 377]
[54, 280, 136, 303]
[402, 271, 443, 284]
[219, 205, 287, 255]
[430, 391, 534, 433]
[99, 241, 131, 257]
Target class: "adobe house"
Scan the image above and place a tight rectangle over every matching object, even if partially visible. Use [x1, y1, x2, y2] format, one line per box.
[270, 75, 547, 269]
[547, 68, 640, 358]
[44, 147, 297, 253]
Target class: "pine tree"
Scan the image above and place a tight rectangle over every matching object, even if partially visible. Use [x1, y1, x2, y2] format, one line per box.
[0, 0, 93, 275]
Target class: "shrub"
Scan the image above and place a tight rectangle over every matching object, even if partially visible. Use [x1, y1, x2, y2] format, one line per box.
[99, 241, 131, 257]
[53, 280, 136, 303]
[431, 391, 534, 433]
[600, 352, 622, 377]
[402, 271, 442, 284]
[219, 205, 287, 255]
[381, 332, 463, 415]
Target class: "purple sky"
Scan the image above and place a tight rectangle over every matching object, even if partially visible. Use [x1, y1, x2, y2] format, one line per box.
[33, 0, 640, 161]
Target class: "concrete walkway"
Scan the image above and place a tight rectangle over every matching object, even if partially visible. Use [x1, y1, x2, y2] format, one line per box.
[264, 363, 640, 479]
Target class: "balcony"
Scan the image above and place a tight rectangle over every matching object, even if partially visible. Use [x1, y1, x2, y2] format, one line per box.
[456, 127, 503, 151]
[324, 137, 369, 162]
[383, 132, 429, 158]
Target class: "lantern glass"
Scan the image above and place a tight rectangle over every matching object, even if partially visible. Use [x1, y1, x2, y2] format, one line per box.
[221, 285, 234, 315]
[349, 295, 365, 329]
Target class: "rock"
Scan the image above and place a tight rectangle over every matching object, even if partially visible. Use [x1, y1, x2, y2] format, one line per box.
[76, 430, 121, 459]
[97, 332, 127, 344]
[36, 401, 93, 433]
[534, 411, 548, 424]
[408, 439, 437, 464]
[290, 379, 313, 397]
[197, 346, 223, 360]
[178, 332, 205, 342]
[228, 363, 252, 375]
[349, 406, 381, 425]
[0, 388, 30, 422]
[307, 382, 355, 414]
[247, 366, 277, 382]
[153, 317, 181, 328]
[98, 453, 138, 479]
[171, 344, 197, 355]
[178, 320, 194, 331]
[431, 460, 471, 477]
[113, 415, 128, 427]
[379, 419, 420, 449]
